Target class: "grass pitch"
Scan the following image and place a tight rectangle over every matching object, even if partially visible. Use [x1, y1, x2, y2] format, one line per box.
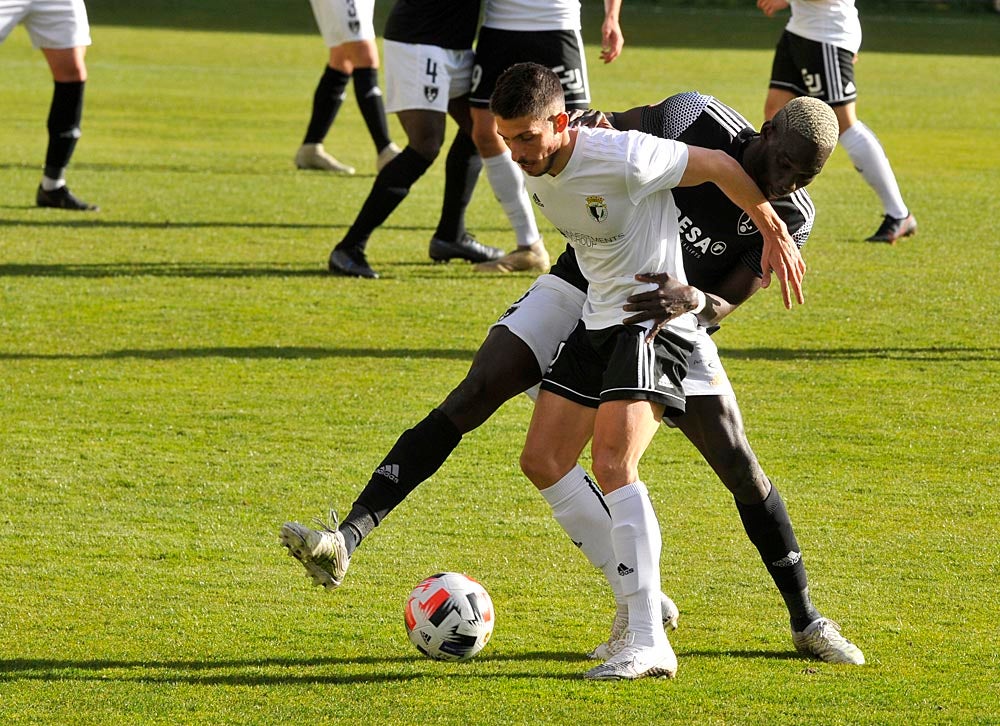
[2, 3, 999, 724]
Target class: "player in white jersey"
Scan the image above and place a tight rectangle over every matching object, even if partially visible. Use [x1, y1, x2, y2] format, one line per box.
[294, 0, 400, 175]
[491, 62, 802, 680]
[2, 0, 96, 210]
[280, 91, 863, 667]
[467, 0, 624, 274]
[758, 0, 917, 243]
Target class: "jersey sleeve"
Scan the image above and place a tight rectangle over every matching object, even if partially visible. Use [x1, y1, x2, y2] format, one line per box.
[739, 188, 815, 276]
[624, 131, 689, 204]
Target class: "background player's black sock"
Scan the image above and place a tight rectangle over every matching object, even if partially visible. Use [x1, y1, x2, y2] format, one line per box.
[336, 147, 432, 251]
[351, 67, 392, 152]
[340, 409, 462, 554]
[433, 131, 481, 242]
[735, 484, 819, 630]
[303, 66, 349, 144]
[45, 81, 85, 179]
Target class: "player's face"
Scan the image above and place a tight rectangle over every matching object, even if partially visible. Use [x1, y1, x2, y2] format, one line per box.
[756, 130, 828, 200]
[496, 115, 563, 177]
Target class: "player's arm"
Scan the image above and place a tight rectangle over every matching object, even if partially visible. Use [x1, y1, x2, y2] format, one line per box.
[679, 146, 804, 309]
[600, 0, 624, 64]
[757, 0, 790, 17]
[622, 267, 761, 341]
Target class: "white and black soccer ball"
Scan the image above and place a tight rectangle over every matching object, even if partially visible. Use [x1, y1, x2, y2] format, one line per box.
[404, 572, 495, 661]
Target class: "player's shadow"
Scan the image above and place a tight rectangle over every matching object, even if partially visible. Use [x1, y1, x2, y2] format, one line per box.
[1, 345, 993, 364]
[721, 346, 999, 363]
[0, 651, 602, 686]
[0, 346, 475, 363]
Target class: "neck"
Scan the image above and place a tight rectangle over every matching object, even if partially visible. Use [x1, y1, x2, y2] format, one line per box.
[548, 128, 578, 177]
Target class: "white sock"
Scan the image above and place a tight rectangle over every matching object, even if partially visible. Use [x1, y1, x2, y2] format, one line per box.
[41, 176, 66, 192]
[605, 481, 665, 647]
[839, 121, 908, 219]
[483, 150, 540, 248]
[539, 465, 625, 606]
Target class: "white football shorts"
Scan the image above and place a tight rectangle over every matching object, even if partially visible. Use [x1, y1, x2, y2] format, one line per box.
[491, 274, 586, 377]
[383, 39, 474, 114]
[308, 0, 375, 47]
[494, 273, 734, 400]
[1, 0, 90, 48]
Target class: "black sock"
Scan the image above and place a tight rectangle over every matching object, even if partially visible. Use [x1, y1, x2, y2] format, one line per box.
[735, 484, 818, 628]
[340, 409, 462, 555]
[434, 131, 481, 242]
[45, 81, 85, 179]
[352, 67, 392, 152]
[303, 66, 349, 145]
[337, 147, 432, 251]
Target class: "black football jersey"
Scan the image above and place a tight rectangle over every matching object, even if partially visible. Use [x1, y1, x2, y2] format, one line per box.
[384, 0, 481, 50]
[552, 92, 815, 294]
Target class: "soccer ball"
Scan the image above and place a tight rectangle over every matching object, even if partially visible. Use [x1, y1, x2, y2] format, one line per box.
[404, 572, 495, 661]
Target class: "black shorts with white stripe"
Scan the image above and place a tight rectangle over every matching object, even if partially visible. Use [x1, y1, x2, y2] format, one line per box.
[769, 30, 857, 107]
[541, 322, 693, 417]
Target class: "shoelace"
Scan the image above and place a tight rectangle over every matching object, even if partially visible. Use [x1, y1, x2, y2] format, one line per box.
[310, 509, 340, 534]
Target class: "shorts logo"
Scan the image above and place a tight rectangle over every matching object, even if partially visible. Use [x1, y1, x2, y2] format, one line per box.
[844, 80, 857, 95]
[801, 69, 823, 96]
[710, 241, 727, 255]
[585, 195, 608, 223]
[348, 20, 361, 34]
[424, 85, 439, 103]
[737, 212, 757, 236]
[532, 193, 544, 208]
[553, 65, 585, 94]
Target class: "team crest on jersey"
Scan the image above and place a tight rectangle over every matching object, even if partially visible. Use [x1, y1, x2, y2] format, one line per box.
[424, 86, 439, 103]
[585, 195, 608, 223]
[737, 212, 758, 236]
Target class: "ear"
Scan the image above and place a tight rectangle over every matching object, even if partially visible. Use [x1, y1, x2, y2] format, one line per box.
[552, 111, 570, 133]
[759, 120, 774, 139]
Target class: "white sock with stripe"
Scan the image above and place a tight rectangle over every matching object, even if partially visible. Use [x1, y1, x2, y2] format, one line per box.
[539, 465, 624, 605]
[605, 481, 665, 647]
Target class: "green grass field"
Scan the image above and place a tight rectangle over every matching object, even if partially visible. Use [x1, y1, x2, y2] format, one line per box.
[2, 2, 999, 723]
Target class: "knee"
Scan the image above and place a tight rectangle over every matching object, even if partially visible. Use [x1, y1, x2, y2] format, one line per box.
[520, 444, 574, 489]
[406, 133, 443, 161]
[715, 449, 770, 503]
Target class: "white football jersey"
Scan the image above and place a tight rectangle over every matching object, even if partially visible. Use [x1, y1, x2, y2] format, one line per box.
[523, 127, 696, 333]
[787, 0, 862, 54]
[483, 0, 581, 31]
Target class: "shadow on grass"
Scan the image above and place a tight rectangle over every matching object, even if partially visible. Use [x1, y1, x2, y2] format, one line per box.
[0, 650, 601, 685]
[0, 346, 995, 363]
[0, 346, 475, 362]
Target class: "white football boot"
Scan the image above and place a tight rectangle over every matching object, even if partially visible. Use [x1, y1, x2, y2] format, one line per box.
[588, 592, 679, 660]
[792, 618, 865, 665]
[294, 143, 355, 174]
[584, 632, 677, 681]
[279, 513, 350, 590]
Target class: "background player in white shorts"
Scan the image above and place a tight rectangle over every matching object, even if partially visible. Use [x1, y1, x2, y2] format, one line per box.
[281, 88, 862, 668]
[759, 0, 917, 244]
[467, 0, 624, 275]
[327, 0, 505, 279]
[294, 0, 399, 175]
[2, 0, 97, 210]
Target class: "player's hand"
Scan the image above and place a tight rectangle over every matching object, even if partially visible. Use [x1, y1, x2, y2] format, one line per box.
[567, 109, 614, 130]
[756, 0, 790, 17]
[623, 272, 701, 343]
[600, 19, 624, 63]
[758, 216, 805, 308]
